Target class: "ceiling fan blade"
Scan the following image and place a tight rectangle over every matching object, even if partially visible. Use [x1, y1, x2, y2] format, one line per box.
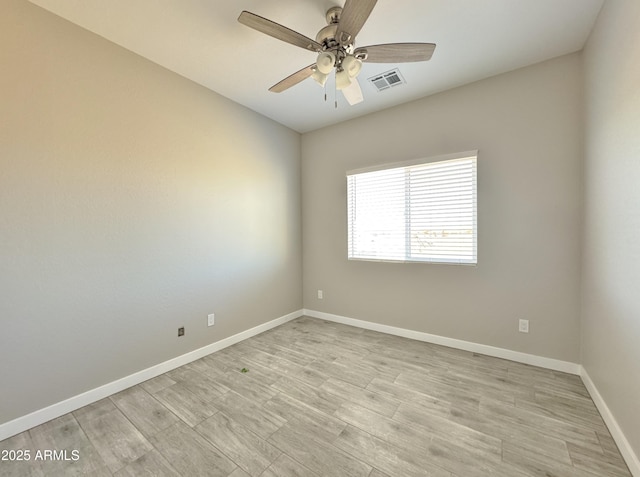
[238, 11, 322, 52]
[355, 43, 436, 63]
[342, 77, 364, 105]
[335, 0, 378, 45]
[269, 64, 316, 93]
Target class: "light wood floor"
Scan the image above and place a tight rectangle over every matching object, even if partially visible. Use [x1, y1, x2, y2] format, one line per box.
[0, 316, 632, 476]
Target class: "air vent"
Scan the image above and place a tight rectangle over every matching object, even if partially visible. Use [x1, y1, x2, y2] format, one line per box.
[368, 68, 406, 92]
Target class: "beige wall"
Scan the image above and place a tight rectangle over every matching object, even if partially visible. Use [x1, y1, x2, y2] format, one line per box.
[0, 0, 301, 425]
[302, 53, 583, 363]
[582, 0, 640, 458]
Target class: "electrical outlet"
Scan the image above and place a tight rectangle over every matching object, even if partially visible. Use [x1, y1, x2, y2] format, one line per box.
[318, 290, 323, 299]
[178, 327, 185, 337]
[208, 313, 215, 327]
[518, 319, 529, 333]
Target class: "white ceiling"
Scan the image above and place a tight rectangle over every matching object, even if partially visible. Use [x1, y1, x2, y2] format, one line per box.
[29, 0, 603, 133]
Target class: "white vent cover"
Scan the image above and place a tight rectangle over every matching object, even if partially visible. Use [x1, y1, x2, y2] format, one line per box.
[368, 69, 406, 92]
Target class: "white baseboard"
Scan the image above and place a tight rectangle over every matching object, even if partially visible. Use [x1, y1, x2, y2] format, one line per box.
[580, 367, 640, 476]
[0, 309, 303, 442]
[303, 309, 581, 375]
[4, 308, 637, 477]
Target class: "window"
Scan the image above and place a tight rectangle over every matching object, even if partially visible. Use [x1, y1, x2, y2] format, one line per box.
[347, 151, 477, 264]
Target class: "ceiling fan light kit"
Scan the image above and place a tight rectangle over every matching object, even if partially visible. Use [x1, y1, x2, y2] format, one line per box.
[238, 0, 436, 106]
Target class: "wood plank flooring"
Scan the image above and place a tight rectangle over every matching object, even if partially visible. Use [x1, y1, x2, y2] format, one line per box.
[0, 316, 632, 476]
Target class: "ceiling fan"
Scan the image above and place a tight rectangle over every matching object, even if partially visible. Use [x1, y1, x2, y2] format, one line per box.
[238, 0, 436, 105]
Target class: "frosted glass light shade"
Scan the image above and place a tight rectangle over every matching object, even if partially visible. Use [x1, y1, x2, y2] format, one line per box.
[312, 69, 328, 87]
[316, 52, 336, 74]
[342, 55, 363, 78]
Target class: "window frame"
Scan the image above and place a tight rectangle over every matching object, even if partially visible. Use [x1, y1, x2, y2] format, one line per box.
[346, 150, 478, 265]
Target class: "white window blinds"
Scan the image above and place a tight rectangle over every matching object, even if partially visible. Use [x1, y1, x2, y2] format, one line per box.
[347, 153, 477, 264]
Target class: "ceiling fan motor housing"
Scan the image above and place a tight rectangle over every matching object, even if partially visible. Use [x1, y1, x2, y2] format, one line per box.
[316, 23, 339, 48]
